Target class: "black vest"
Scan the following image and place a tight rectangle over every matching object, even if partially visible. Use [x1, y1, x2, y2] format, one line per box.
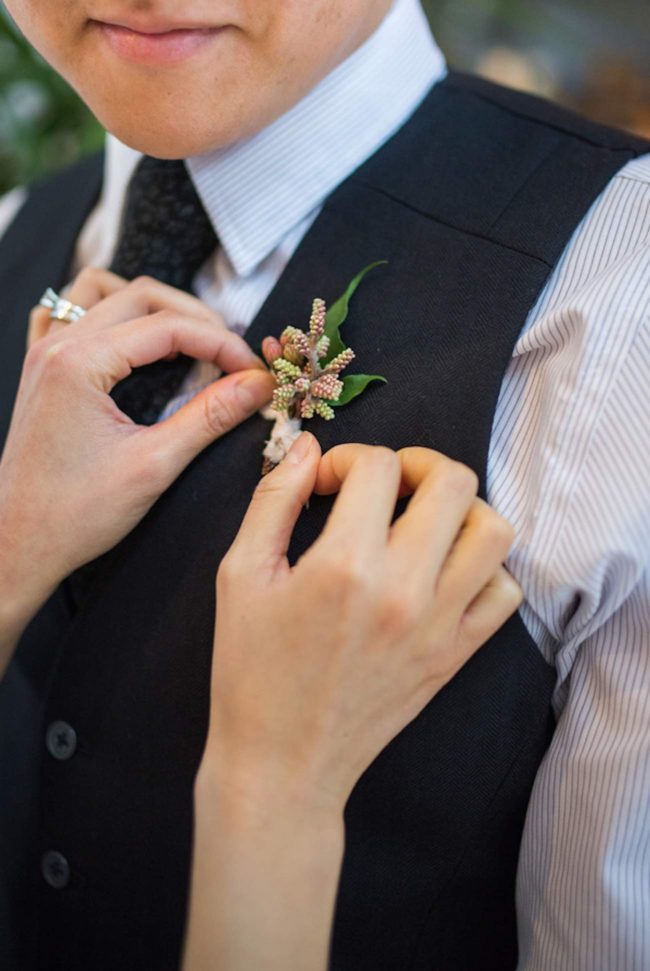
[0, 73, 647, 971]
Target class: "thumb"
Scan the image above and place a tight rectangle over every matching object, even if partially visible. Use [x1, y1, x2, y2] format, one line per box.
[141, 368, 276, 479]
[228, 432, 320, 574]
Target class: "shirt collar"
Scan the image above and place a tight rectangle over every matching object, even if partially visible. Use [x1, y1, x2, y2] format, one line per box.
[104, 0, 446, 278]
[188, 0, 445, 276]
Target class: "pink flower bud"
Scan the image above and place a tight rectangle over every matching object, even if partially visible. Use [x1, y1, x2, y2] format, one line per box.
[311, 375, 343, 401]
[326, 348, 355, 374]
[309, 298, 327, 338]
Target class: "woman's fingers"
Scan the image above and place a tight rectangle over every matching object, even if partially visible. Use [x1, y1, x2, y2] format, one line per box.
[435, 498, 515, 615]
[316, 443, 517, 629]
[27, 306, 54, 348]
[414, 566, 523, 696]
[28, 269, 232, 352]
[139, 368, 278, 490]
[312, 445, 402, 562]
[28, 268, 129, 346]
[68, 273, 220, 333]
[458, 566, 523, 652]
[87, 310, 266, 391]
[60, 272, 224, 339]
[387, 447, 480, 591]
[221, 432, 321, 574]
[314, 443, 369, 495]
[62, 266, 128, 309]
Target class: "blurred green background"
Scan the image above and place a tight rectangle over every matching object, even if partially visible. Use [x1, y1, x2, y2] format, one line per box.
[1, 0, 648, 196]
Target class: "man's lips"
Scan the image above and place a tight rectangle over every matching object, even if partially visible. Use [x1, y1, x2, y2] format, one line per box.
[91, 20, 228, 65]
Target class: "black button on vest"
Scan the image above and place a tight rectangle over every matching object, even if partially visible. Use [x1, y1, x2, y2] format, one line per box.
[45, 721, 77, 762]
[40, 851, 70, 891]
[108, 156, 219, 426]
[0, 72, 647, 971]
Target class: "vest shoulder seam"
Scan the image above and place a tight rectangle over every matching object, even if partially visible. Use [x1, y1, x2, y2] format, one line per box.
[442, 73, 650, 155]
[345, 179, 554, 268]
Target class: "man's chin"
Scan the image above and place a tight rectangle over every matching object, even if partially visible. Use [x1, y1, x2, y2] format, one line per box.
[95, 111, 248, 160]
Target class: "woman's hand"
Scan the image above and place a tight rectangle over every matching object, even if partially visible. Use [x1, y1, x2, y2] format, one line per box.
[185, 434, 522, 971]
[0, 268, 275, 665]
[203, 434, 521, 814]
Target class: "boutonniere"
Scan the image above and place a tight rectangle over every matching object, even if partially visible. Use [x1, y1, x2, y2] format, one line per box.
[260, 262, 388, 473]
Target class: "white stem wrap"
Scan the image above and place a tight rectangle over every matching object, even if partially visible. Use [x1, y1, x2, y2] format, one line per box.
[261, 407, 303, 467]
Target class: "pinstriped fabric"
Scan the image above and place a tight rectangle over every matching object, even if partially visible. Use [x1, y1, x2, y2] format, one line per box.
[489, 155, 650, 692]
[1, 0, 649, 965]
[502, 157, 650, 970]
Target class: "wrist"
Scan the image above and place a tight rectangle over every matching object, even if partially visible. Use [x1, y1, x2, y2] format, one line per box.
[187, 753, 344, 971]
[0, 572, 52, 678]
[0, 554, 55, 629]
[0, 550, 57, 666]
[195, 753, 346, 840]
[0, 501, 60, 631]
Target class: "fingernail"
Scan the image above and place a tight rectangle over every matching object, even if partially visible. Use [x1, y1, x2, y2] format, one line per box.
[286, 432, 313, 465]
[262, 336, 283, 365]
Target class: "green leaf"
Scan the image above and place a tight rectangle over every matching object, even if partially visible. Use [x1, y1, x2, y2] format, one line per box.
[331, 374, 387, 407]
[323, 261, 387, 361]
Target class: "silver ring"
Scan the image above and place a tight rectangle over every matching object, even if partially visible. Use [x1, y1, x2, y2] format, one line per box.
[38, 287, 59, 311]
[38, 287, 87, 324]
[50, 298, 87, 324]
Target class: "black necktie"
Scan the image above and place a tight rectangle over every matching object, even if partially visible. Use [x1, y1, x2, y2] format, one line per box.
[108, 156, 219, 425]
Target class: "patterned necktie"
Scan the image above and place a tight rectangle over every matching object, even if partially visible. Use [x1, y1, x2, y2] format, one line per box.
[108, 156, 219, 425]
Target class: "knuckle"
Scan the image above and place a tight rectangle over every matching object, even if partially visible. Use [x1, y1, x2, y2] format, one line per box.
[364, 445, 400, 474]
[203, 392, 236, 438]
[497, 569, 524, 608]
[377, 591, 421, 638]
[40, 339, 80, 376]
[317, 552, 369, 595]
[477, 508, 515, 551]
[216, 551, 242, 587]
[24, 337, 46, 372]
[440, 460, 479, 498]
[24, 332, 47, 371]
[29, 306, 47, 328]
[248, 475, 303, 521]
[131, 448, 170, 492]
[251, 473, 278, 499]
[147, 310, 180, 347]
[74, 265, 99, 286]
[130, 275, 157, 292]
[370, 444, 398, 463]
[342, 444, 398, 471]
[150, 308, 175, 326]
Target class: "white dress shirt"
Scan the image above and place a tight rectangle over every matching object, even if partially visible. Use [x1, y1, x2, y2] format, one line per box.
[2, 0, 649, 967]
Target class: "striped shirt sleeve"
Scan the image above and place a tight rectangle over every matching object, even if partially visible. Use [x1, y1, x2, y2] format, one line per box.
[486, 154, 650, 970]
